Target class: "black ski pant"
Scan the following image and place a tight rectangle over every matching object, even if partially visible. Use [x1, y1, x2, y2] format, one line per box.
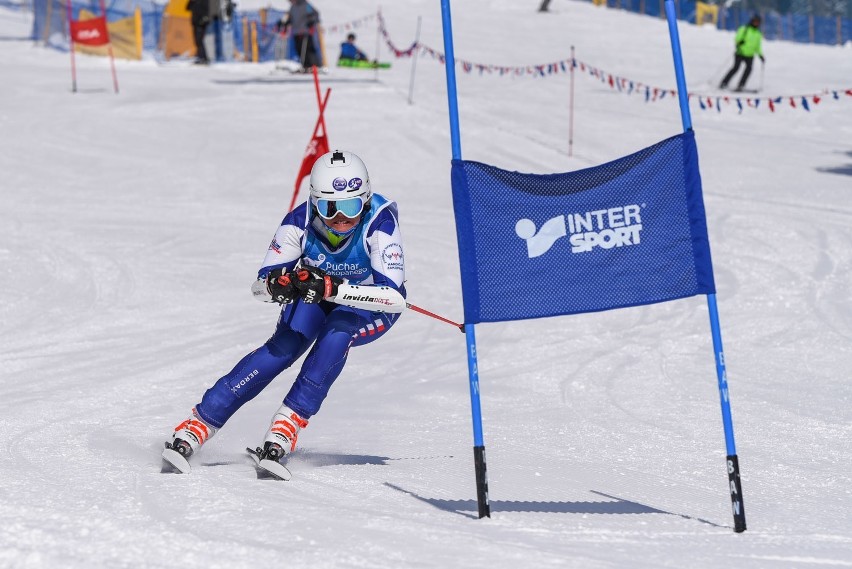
[193, 22, 209, 62]
[295, 34, 320, 69]
[720, 54, 754, 90]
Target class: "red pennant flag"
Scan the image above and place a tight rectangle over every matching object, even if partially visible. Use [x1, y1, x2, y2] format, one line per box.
[70, 16, 110, 46]
[768, 99, 775, 112]
[813, 95, 821, 105]
[294, 132, 329, 198]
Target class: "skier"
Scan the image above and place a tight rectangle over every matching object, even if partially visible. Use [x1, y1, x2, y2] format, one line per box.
[163, 150, 406, 477]
[187, 0, 211, 64]
[719, 14, 765, 92]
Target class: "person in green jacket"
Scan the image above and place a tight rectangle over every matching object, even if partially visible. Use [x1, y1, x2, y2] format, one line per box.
[719, 15, 765, 92]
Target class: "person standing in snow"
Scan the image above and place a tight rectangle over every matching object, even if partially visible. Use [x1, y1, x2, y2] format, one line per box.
[719, 14, 765, 92]
[187, 0, 211, 64]
[163, 150, 406, 476]
[279, 0, 321, 72]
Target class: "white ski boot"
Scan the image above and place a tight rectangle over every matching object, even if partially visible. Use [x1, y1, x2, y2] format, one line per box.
[248, 405, 308, 480]
[162, 409, 216, 473]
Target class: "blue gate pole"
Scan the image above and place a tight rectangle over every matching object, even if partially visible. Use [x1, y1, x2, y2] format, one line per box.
[440, 0, 490, 519]
[664, 0, 746, 533]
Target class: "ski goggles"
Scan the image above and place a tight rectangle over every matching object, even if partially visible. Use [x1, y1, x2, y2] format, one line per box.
[313, 196, 367, 220]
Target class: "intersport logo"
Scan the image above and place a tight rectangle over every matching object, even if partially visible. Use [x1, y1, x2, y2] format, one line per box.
[515, 204, 644, 258]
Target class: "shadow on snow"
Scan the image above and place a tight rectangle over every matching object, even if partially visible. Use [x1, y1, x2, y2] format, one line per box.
[385, 483, 726, 528]
[816, 150, 852, 177]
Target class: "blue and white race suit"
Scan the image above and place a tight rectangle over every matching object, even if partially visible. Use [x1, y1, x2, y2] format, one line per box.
[194, 193, 405, 427]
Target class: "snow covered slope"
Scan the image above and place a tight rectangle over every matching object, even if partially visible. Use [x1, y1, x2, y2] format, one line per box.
[1, 1, 851, 567]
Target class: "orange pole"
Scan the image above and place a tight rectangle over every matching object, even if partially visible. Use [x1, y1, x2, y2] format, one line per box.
[251, 21, 258, 62]
[134, 7, 142, 60]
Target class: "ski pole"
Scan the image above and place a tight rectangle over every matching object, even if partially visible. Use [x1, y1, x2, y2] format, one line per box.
[406, 302, 464, 332]
[300, 31, 309, 70]
[709, 54, 731, 86]
[759, 58, 765, 91]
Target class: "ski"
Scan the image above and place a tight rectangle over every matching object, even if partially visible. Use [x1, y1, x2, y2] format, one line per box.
[246, 446, 292, 481]
[716, 87, 761, 94]
[161, 443, 291, 479]
[162, 443, 191, 474]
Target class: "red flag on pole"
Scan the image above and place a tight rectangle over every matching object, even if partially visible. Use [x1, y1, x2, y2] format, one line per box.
[66, 0, 120, 94]
[69, 17, 110, 45]
[288, 80, 332, 212]
[291, 130, 330, 209]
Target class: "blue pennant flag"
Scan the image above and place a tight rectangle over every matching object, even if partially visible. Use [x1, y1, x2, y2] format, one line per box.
[450, 131, 716, 323]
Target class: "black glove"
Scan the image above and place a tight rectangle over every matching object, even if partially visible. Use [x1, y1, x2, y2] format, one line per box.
[266, 268, 298, 304]
[292, 265, 342, 304]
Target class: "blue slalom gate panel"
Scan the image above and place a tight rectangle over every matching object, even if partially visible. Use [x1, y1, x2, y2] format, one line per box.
[451, 130, 715, 324]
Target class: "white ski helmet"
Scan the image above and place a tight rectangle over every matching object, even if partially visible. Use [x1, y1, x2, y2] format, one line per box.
[309, 150, 372, 203]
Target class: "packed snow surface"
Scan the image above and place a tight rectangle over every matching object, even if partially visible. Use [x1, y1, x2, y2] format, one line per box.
[1, 0, 851, 567]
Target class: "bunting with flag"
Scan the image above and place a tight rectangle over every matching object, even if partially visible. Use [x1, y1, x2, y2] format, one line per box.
[374, 11, 850, 115]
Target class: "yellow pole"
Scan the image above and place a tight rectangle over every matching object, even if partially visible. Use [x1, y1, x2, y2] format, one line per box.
[251, 21, 258, 62]
[134, 6, 142, 60]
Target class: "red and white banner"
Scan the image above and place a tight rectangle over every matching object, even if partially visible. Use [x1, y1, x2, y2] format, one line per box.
[69, 17, 110, 46]
[66, 0, 119, 94]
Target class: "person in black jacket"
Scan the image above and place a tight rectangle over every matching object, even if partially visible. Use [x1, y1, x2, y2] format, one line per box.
[279, 0, 320, 71]
[187, 0, 211, 64]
